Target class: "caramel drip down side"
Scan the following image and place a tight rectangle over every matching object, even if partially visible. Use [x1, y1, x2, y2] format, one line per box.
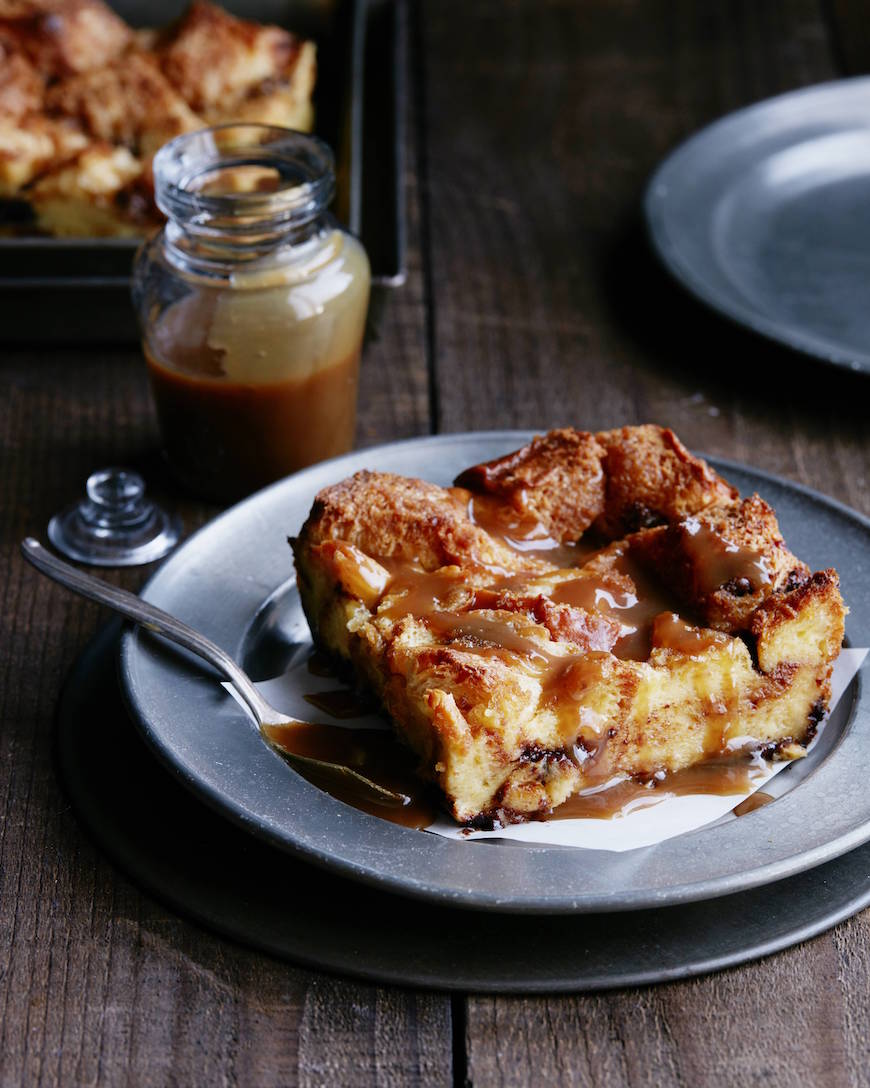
[682, 517, 772, 595]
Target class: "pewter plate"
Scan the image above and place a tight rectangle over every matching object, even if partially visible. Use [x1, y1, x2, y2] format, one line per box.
[60, 623, 870, 991]
[645, 78, 870, 375]
[119, 432, 870, 914]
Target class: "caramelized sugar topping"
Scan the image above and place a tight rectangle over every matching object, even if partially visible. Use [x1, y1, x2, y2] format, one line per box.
[682, 517, 772, 595]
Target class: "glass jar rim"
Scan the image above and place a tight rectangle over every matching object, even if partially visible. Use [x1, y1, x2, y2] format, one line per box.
[153, 124, 335, 229]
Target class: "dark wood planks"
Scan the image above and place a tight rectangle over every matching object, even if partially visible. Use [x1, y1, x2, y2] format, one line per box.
[417, 0, 870, 1085]
[0, 22, 448, 1088]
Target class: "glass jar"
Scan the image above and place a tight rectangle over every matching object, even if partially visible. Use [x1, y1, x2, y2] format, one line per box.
[132, 125, 370, 502]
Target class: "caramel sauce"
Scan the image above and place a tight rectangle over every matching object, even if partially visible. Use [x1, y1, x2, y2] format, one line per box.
[426, 610, 558, 668]
[652, 612, 729, 655]
[553, 757, 767, 821]
[263, 721, 438, 829]
[682, 518, 771, 594]
[551, 550, 683, 660]
[304, 689, 373, 719]
[379, 563, 469, 620]
[465, 491, 597, 568]
[733, 791, 775, 816]
[146, 344, 360, 501]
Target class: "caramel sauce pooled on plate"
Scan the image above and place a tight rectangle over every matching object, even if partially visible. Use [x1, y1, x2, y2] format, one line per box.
[551, 550, 684, 661]
[554, 758, 767, 821]
[733, 791, 775, 817]
[263, 720, 438, 829]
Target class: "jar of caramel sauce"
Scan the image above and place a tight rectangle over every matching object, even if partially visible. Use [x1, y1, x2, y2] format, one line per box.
[132, 125, 370, 502]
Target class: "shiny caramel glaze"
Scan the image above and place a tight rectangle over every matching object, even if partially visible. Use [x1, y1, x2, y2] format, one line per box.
[733, 791, 775, 817]
[681, 518, 771, 596]
[263, 720, 438, 829]
[554, 755, 768, 821]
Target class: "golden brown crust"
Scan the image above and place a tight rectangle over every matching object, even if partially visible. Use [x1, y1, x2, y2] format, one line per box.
[629, 495, 810, 631]
[0, 42, 42, 118]
[45, 50, 201, 152]
[0, 0, 131, 78]
[0, 111, 85, 194]
[454, 428, 607, 544]
[293, 426, 846, 826]
[454, 424, 738, 544]
[297, 469, 544, 574]
[595, 425, 738, 537]
[155, 0, 302, 113]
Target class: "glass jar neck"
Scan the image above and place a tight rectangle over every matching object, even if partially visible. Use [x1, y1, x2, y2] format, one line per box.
[153, 124, 336, 279]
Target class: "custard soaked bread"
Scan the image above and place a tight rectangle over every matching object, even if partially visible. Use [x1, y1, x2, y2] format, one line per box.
[293, 426, 846, 827]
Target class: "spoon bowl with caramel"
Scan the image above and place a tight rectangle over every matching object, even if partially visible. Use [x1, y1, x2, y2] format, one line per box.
[20, 538, 407, 812]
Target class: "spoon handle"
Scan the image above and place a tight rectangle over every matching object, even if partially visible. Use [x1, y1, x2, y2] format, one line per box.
[20, 537, 281, 727]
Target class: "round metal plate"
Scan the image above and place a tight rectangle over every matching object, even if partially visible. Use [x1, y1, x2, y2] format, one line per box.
[62, 623, 870, 992]
[119, 432, 870, 914]
[645, 77, 870, 374]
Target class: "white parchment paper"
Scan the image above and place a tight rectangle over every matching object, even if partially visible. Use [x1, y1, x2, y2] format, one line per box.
[226, 647, 867, 853]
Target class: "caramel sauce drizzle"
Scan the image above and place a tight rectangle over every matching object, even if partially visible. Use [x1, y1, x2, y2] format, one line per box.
[732, 791, 775, 817]
[682, 517, 771, 595]
[291, 488, 781, 828]
[554, 756, 769, 821]
[464, 491, 598, 568]
[551, 549, 683, 661]
[263, 719, 438, 829]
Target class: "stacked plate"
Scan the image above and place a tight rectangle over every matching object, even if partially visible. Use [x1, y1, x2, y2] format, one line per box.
[58, 432, 870, 991]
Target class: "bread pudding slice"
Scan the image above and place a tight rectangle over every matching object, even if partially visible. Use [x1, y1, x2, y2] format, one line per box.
[292, 427, 846, 827]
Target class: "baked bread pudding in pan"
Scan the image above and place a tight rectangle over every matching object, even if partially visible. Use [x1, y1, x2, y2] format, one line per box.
[292, 426, 846, 828]
[0, 0, 316, 235]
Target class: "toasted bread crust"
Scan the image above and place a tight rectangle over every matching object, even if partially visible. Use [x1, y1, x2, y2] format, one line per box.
[0, 0, 131, 78]
[454, 425, 738, 544]
[0, 0, 316, 231]
[46, 50, 201, 151]
[155, 0, 302, 112]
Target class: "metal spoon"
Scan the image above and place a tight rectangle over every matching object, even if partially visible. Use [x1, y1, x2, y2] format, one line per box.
[21, 537, 408, 807]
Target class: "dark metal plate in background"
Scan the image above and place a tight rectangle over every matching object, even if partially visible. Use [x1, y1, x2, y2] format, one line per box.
[645, 77, 870, 376]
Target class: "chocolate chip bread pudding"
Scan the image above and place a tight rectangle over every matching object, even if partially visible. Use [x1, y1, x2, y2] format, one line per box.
[292, 426, 846, 828]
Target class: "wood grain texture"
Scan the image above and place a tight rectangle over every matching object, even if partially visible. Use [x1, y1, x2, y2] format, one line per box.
[416, 1, 870, 1086]
[0, 20, 450, 1088]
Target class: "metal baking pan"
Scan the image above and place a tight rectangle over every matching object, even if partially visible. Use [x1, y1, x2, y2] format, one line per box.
[0, 0, 405, 342]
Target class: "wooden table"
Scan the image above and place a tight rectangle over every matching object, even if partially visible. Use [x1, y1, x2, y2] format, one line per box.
[3, 2, 870, 1084]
